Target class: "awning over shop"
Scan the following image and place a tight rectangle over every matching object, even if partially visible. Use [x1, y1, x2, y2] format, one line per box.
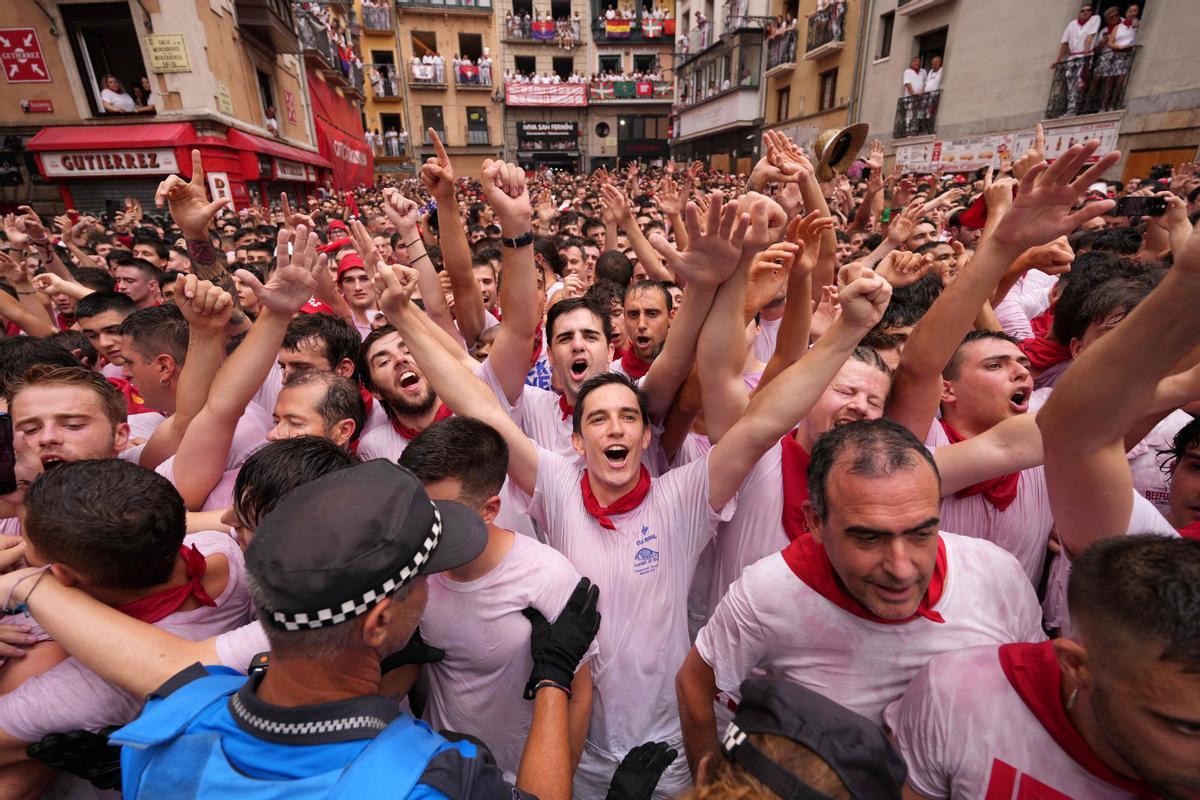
[26, 122, 198, 151]
[226, 129, 331, 168]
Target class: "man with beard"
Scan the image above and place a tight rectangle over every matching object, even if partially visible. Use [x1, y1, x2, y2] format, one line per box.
[887, 535, 1200, 799]
[610, 281, 672, 381]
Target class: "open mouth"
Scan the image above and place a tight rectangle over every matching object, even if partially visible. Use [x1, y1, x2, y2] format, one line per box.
[570, 359, 588, 379]
[399, 370, 420, 390]
[603, 445, 629, 466]
[634, 335, 652, 349]
[40, 455, 65, 468]
[1009, 389, 1030, 411]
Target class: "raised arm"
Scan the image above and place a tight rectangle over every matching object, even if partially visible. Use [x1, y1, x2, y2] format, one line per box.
[381, 188, 459, 343]
[374, 263, 541, 496]
[887, 140, 1118, 438]
[933, 412, 1044, 495]
[601, 181, 672, 282]
[1038, 222, 1200, 552]
[156, 150, 237, 299]
[0, 283, 54, 337]
[420, 130, 486, 344]
[707, 264, 892, 510]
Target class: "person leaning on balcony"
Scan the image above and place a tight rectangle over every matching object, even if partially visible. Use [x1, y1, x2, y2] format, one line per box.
[902, 57, 926, 97]
[99, 74, 136, 114]
[924, 56, 944, 93]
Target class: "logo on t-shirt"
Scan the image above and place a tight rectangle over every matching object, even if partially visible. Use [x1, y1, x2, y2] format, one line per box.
[634, 526, 659, 575]
[984, 758, 1072, 800]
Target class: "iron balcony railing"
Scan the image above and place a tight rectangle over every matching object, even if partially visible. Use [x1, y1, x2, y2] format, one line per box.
[767, 28, 796, 69]
[361, 4, 393, 29]
[423, 128, 447, 144]
[297, 11, 337, 66]
[368, 64, 401, 97]
[806, 4, 845, 53]
[397, 0, 492, 9]
[894, 90, 940, 139]
[1046, 46, 1139, 119]
[467, 129, 490, 145]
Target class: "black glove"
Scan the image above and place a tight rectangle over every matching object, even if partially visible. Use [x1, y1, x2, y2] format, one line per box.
[522, 576, 600, 699]
[27, 726, 122, 791]
[607, 741, 679, 800]
[381, 627, 445, 674]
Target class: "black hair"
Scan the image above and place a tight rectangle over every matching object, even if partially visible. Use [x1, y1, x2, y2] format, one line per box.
[1158, 416, 1200, 478]
[119, 304, 190, 365]
[132, 238, 169, 262]
[625, 279, 674, 313]
[233, 436, 356, 530]
[546, 296, 614, 344]
[534, 235, 564, 277]
[400, 417, 509, 509]
[158, 269, 182, 287]
[281, 369, 367, 444]
[24, 459, 185, 589]
[879, 297, 925, 331]
[572, 372, 649, 434]
[282, 313, 362, 378]
[595, 250, 635, 287]
[807, 418, 940, 522]
[75, 291, 136, 321]
[942, 329, 1022, 380]
[1050, 253, 1154, 344]
[116, 257, 162, 282]
[1069, 535, 1200, 671]
[0, 337, 79, 394]
[1088, 227, 1142, 256]
[48, 330, 99, 368]
[1065, 273, 1160, 344]
[71, 267, 116, 293]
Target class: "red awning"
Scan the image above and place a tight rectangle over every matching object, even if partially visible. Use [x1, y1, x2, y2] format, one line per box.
[226, 129, 332, 169]
[27, 122, 197, 151]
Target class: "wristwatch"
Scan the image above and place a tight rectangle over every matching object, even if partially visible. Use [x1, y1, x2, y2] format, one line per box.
[501, 230, 534, 248]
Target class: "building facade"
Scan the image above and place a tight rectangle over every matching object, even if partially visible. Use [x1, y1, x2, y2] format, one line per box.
[397, 0, 502, 176]
[762, 0, 862, 153]
[0, 0, 376, 213]
[358, 0, 413, 176]
[669, 0, 769, 173]
[852, 0, 1200, 181]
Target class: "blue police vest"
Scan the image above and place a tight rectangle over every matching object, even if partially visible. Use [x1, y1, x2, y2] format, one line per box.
[112, 666, 449, 799]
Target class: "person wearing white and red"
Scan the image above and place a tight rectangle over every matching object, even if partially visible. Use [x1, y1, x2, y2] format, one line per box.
[886, 535, 1200, 800]
[679, 419, 1044, 780]
[609, 281, 672, 380]
[334, 252, 379, 339]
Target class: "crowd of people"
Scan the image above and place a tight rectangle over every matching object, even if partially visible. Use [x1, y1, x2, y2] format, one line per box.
[1053, 2, 1141, 117]
[505, 9, 584, 49]
[0, 117, 1199, 800]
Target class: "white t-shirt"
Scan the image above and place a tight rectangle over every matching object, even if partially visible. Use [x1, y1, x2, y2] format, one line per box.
[753, 315, 782, 364]
[420, 534, 599, 782]
[216, 619, 269, 671]
[925, 421, 1054, 583]
[1061, 14, 1101, 54]
[101, 88, 136, 112]
[695, 532, 1045, 725]
[886, 643, 1143, 799]
[903, 68, 926, 96]
[153, 401, 273, 511]
[1110, 21, 1136, 48]
[0, 530, 251, 742]
[519, 448, 735, 797]
[924, 67, 943, 92]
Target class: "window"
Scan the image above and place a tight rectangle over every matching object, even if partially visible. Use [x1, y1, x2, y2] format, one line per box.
[550, 0, 570, 18]
[877, 11, 894, 59]
[819, 68, 837, 111]
[256, 69, 274, 113]
[515, 55, 537, 75]
[422, 106, 445, 142]
[380, 113, 403, 133]
[372, 50, 396, 66]
[916, 27, 947, 68]
[776, 86, 790, 121]
[61, 2, 154, 116]
[513, 0, 532, 16]
[458, 33, 483, 61]
[466, 107, 489, 144]
[411, 31, 438, 61]
[552, 56, 574, 81]
[618, 116, 668, 140]
[633, 54, 657, 74]
[599, 55, 621, 74]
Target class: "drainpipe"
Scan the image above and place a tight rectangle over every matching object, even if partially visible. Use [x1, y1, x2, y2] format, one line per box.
[847, 0, 871, 123]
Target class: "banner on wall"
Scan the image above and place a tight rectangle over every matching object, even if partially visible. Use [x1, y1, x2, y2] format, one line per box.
[505, 83, 588, 107]
[314, 118, 373, 188]
[895, 120, 1120, 173]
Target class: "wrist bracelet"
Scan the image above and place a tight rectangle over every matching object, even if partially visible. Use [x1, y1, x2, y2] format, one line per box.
[2, 565, 52, 615]
[534, 679, 572, 697]
[16, 290, 35, 295]
[403, 238, 420, 249]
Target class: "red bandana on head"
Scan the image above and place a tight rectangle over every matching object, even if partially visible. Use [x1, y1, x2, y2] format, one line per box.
[559, 394, 574, 421]
[117, 545, 216, 624]
[780, 533, 947, 625]
[390, 402, 453, 441]
[779, 433, 812, 542]
[940, 420, 1020, 511]
[581, 466, 651, 529]
[998, 642, 1155, 796]
[619, 348, 653, 380]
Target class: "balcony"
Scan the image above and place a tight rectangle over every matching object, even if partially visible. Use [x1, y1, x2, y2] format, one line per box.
[504, 18, 586, 44]
[804, 5, 845, 59]
[467, 129, 491, 145]
[1046, 47, 1139, 120]
[766, 29, 796, 76]
[454, 64, 494, 89]
[409, 61, 447, 89]
[894, 90, 940, 139]
[592, 16, 675, 44]
[368, 64, 402, 98]
[423, 128, 447, 145]
[504, 82, 588, 107]
[235, 0, 300, 54]
[396, 0, 492, 12]
[897, 0, 954, 15]
[298, 11, 338, 68]
[588, 80, 673, 103]
[344, 59, 365, 97]
[361, 4, 393, 30]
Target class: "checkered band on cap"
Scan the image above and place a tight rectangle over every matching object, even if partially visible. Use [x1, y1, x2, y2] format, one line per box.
[721, 721, 748, 755]
[270, 503, 443, 631]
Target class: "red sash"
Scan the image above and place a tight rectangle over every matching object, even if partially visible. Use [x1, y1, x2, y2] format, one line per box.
[940, 420, 1020, 511]
[390, 402, 453, 440]
[558, 394, 574, 421]
[780, 533, 947, 624]
[581, 466, 651, 529]
[998, 642, 1155, 796]
[779, 433, 811, 542]
[117, 545, 216, 624]
[619, 348, 652, 380]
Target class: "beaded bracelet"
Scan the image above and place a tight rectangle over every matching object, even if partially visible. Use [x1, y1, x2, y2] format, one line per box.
[534, 679, 572, 697]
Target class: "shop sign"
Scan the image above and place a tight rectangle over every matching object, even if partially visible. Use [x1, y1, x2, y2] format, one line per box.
[0, 28, 50, 83]
[273, 158, 307, 181]
[518, 121, 578, 138]
[40, 148, 179, 178]
[207, 171, 233, 203]
[146, 33, 192, 73]
[20, 99, 52, 113]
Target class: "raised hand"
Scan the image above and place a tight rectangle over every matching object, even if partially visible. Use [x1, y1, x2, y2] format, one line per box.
[236, 226, 326, 315]
[599, 181, 634, 224]
[349, 218, 381, 271]
[154, 149, 232, 239]
[736, 191, 788, 256]
[32, 272, 72, 296]
[279, 192, 316, 231]
[2, 213, 29, 247]
[372, 261, 421, 318]
[648, 190, 748, 286]
[522, 576, 601, 700]
[606, 742, 679, 800]
[1017, 236, 1074, 276]
[15, 206, 48, 243]
[1012, 123, 1045, 181]
[174, 275, 235, 334]
[790, 210, 835, 275]
[419, 129, 457, 200]
[876, 250, 934, 288]
[886, 201, 923, 246]
[657, 176, 683, 217]
[836, 263, 892, 331]
[992, 140, 1119, 250]
[981, 167, 1018, 219]
[480, 159, 532, 229]
[381, 188, 420, 236]
[745, 241, 799, 315]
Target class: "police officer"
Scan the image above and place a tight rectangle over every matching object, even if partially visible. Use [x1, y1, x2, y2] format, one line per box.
[111, 459, 601, 799]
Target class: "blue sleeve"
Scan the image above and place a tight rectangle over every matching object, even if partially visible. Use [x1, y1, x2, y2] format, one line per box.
[414, 740, 536, 800]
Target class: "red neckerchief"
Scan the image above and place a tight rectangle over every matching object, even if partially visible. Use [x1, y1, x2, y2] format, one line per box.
[781, 533, 947, 624]
[940, 420, 1020, 511]
[581, 466, 651, 530]
[998, 642, 1156, 797]
[390, 402, 453, 441]
[779, 433, 811, 542]
[558, 394, 574, 421]
[1121, 18, 1134, 27]
[107, 376, 157, 416]
[1030, 306, 1055, 340]
[358, 384, 375, 415]
[492, 307, 503, 322]
[1178, 521, 1200, 541]
[117, 545, 216, 624]
[530, 325, 544, 367]
[620, 348, 653, 380]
